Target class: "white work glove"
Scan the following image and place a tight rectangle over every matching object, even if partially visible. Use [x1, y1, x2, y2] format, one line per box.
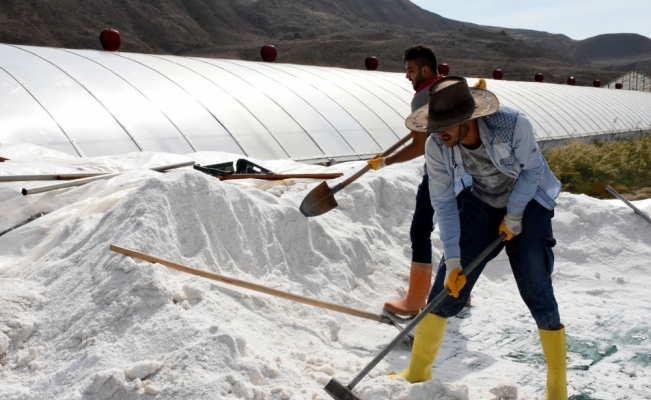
[444, 258, 466, 298]
[499, 214, 523, 241]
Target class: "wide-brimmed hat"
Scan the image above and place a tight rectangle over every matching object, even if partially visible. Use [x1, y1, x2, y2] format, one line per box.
[406, 76, 499, 133]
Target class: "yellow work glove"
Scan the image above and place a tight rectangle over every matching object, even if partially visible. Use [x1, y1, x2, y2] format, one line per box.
[499, 214, 523, 241]
[443, 258, 466, 298]
[367, 155, 386, 171]
[474, 79, 487, 89]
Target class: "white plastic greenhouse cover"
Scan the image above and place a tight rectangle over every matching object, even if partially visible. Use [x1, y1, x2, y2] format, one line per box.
[1, 43, 651, 161]
[606, 71, 651, 93]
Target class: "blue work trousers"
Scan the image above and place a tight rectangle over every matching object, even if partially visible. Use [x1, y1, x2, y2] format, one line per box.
[427, 190, 561, 330]
[410, 175, 435, 264]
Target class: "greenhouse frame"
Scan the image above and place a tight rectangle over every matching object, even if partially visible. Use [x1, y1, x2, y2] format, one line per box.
[1, 43, 651, 162]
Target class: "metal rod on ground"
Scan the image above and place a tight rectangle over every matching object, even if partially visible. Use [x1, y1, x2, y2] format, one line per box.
[109, 244, 403, 331]
[606, 185, 651, 225]
[0, 172, 110, 182]
[324, 234, 506, 400]
[21, 161, 195, 196]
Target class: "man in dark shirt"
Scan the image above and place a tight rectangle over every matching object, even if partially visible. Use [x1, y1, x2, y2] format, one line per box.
[367, 45, 444, 316]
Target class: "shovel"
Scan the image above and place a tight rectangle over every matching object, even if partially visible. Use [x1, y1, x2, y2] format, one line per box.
[324, 233, 506, 400]
[300, 133, 413, 217]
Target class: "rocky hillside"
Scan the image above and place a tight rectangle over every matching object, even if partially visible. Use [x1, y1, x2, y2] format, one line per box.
[571, 33, 651, 71]
[0, 0, 646, 84]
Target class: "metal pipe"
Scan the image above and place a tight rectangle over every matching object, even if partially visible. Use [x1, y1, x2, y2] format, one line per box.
[21, 160, 195, 196]
[331, 233, 506, 397]
[0, 173, 109, 182]
[606, 185, 651, 225]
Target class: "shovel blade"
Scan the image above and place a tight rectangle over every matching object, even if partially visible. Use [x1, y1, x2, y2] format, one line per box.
[324, 379, 360, 400]
[299, 181, 339, 217]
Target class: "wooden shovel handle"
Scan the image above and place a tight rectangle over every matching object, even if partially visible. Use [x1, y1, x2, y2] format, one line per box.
[217, 173, 343, 181]
[110, 244, 390, 324]
[332, 133, 413, 192]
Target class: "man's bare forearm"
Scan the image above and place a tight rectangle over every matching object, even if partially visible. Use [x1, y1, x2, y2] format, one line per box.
[385, 132, 428, 166]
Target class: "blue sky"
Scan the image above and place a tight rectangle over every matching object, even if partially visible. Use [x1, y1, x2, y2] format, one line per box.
[411, 0, 651, 40]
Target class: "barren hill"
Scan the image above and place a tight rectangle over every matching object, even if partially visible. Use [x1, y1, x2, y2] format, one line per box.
[0, 0, 647, 85]
[571, 33, 651, 71]
[0, 0, 459, 53]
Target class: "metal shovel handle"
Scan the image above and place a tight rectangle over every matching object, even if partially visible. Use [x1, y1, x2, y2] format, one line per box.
[344, 233, 506, 390]
[606, 185, 651, 225]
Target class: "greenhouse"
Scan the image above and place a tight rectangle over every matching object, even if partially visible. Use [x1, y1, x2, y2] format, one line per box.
[1, 43, 651, 161]
[605, 70, 651, 93]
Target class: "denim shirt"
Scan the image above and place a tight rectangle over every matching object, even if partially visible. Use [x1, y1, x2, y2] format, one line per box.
[425, 105, 561, 260]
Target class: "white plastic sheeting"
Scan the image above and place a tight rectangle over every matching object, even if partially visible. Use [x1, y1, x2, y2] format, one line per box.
[1, 43, 651, 160]
[606, 71, 651, 93]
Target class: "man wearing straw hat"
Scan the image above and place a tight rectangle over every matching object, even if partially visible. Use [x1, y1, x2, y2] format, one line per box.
[391, 76, 567, 399]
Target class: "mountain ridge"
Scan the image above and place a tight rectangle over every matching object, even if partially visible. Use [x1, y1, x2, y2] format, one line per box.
[0, 0, 648, 84]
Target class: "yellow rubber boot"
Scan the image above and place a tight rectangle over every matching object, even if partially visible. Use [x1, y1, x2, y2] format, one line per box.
[539, 324, 568, 400]
[384, 262, 432, 316]
[390, 313, 447, 383]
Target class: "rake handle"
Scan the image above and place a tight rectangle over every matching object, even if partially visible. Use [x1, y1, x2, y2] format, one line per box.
[109, 244, 393, 325]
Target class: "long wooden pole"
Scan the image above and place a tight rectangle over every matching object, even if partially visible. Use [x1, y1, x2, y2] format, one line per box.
[109, 244, 394, 326]
[217, 173, 343, 181]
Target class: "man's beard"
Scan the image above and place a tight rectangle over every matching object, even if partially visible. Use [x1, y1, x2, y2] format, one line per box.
[412, 72, 425, 90]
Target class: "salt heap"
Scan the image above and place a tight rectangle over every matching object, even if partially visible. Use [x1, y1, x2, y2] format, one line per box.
[0, 146, 650, 399]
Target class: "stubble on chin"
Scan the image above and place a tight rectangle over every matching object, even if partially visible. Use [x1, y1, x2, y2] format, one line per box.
[411, 74, 424, 91]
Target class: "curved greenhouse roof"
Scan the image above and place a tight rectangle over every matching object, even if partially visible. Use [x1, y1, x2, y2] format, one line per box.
[1, 43, 651, 161]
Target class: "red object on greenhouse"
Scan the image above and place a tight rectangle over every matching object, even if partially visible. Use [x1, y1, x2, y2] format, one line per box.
[438, 63, 450, 76]
[593, 79, 601, 88]
[493, 69, 503, 80]
[365, 56, 378, 70]
[100, 29, 121, 52]
[535, 73, 544, 82]
[567, 77, 576, 85]
[260, 45, 277, 62]
[616, 83, 623, 89]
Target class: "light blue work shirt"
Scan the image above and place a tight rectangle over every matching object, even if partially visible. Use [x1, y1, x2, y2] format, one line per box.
[425, 105, 561, 260]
